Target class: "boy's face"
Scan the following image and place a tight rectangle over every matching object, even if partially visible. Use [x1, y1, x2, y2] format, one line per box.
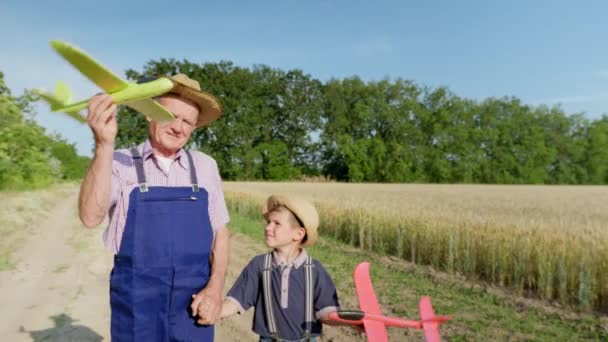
[264, 207, 306, 249]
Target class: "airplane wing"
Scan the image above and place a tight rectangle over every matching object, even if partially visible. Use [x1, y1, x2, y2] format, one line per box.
[354, 262, 389, 342]
[126, 99, 176, 123]
[419, 296, 441, 342]
[50, 40, 128, 93]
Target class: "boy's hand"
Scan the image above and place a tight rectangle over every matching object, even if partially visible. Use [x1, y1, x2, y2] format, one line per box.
[352, 324, 365, 334]
[320, 312, 366, 334]
[191, 288, 222, 325]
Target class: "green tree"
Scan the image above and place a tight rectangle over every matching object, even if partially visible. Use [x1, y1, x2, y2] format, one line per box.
[48, 134, 90, 180]
[108, 59, 608, 185]
[540, 109, 589, 184]
[117, 60, 323, 180]
[585, 115, 608, 183]
[0, 70, 88, 190]
[255, 141, 300, 180]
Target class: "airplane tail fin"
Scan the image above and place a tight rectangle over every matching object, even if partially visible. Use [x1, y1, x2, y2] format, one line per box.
[419, 296, 451, 342]
[34, 81, 87, 123]
[35, 81, 73, 111]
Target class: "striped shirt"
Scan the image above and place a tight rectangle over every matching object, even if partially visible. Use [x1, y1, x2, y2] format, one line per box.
[103, 139, 230, 254]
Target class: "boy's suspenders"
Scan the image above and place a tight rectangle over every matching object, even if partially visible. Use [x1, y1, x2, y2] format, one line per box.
[262, 254, 280, 340]
[304, 255, 314, 340]
[262, 253, 315, 342]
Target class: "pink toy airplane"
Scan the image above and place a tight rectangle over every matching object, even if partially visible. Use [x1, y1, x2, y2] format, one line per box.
[327, 262, 451, 342]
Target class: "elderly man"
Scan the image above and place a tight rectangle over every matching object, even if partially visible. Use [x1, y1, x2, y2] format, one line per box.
[78, 74, 229, 341]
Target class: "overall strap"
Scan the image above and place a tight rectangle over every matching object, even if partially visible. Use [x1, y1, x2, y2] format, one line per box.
[184, 150, 199, 193]
[131, 147, 148, 192]
[262, 253, 280, 341]
[303, 256, 315, 341]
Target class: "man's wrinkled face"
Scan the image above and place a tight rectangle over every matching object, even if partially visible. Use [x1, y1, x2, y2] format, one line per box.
[148, 95, 199, 153]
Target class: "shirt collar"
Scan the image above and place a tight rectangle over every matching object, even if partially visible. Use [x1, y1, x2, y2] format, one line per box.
[140, 138, 189, 170]
[272, 249, 308, 269]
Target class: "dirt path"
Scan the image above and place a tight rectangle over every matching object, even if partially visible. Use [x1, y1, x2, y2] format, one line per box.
[0, 189, 355, 341]
[0, 190, 112, 341]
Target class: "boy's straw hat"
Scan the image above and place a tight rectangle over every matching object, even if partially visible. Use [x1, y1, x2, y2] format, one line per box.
[263, 194, 319, 247]
[167, 73, 223, 127]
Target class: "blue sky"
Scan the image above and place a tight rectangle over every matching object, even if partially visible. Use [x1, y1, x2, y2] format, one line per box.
[1, 1, 607, 156]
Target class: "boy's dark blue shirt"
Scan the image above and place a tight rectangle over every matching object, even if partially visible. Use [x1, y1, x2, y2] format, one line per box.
[226, 250, 340, 340]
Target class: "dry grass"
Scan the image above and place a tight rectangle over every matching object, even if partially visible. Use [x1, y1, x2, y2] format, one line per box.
[0, 183, 77, 270]
[223, 182, 608, 312]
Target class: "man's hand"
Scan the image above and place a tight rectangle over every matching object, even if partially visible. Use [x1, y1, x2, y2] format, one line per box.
[191, 287, 222, 325]
[87, 94, 117, 147]
[78, 94, 117, 228]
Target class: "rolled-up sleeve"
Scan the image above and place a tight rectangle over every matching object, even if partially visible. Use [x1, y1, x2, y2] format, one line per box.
[107, 155, 123, 222]
[313, 262, 341, 319]
[226, 258, 260, 313]
[109, 166, 120, 212]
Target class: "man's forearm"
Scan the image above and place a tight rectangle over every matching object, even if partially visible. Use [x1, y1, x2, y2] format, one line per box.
[78, 143, 114, 228]
[206, 227, 230, 293]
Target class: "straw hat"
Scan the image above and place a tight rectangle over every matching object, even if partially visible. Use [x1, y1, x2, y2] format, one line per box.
[167, 74, 223, 127]
[263, 194, 319, 248]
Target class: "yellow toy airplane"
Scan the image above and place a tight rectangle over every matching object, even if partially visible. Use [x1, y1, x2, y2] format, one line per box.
[35, 40, 176, 123]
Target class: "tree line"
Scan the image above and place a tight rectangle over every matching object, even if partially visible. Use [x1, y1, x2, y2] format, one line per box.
[3, 57, 606, 188]
[115, 59, 607, 184]
[0, 71, 90, 190]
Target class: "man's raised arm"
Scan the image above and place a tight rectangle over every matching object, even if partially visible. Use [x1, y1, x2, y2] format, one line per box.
[78, 94, 118, 228]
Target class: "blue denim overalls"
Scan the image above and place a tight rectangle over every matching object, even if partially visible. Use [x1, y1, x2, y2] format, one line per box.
[110, 148, 214, 341]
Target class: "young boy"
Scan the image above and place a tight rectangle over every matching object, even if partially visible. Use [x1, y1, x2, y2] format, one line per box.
[220, 194, 340, 341]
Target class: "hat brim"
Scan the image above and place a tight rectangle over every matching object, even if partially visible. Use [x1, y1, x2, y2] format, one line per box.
[169, 80, 224, 128]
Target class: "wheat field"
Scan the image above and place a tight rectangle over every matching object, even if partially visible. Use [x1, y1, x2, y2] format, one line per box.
[223, 182, 608, 312]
